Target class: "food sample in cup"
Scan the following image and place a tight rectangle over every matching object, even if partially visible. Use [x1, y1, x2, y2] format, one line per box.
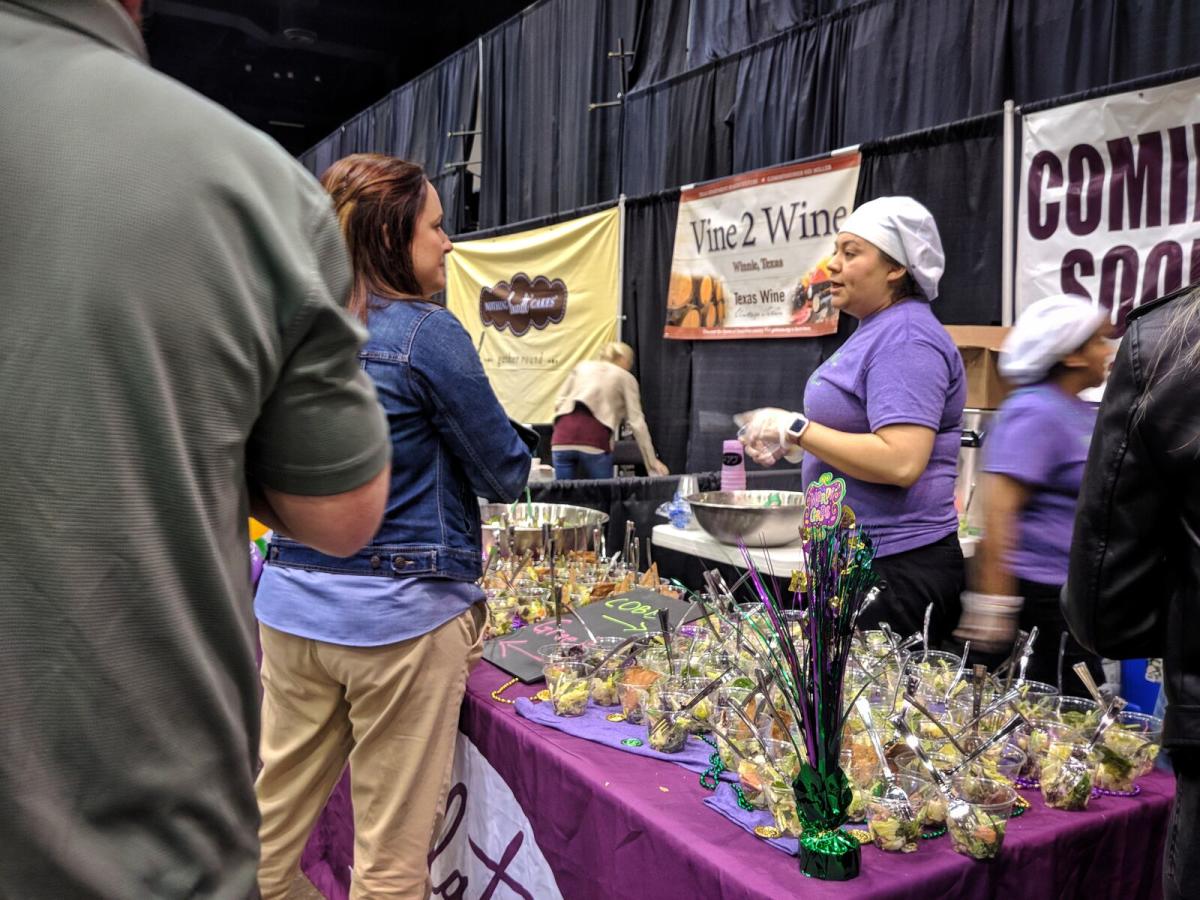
[904, 651, 963, 699]
[946, 775, 1016, 860]
[617, 666, 659, 724]
[645, 692, 690, 753]
[735, 757, 768, 809]
[1093, 712, 1162, 792]
[1039, 742, 1093, 810]
[545, 661, 590, 717]
[757, 739, 803, 836]
[868, 801, 924, 853]
[1013, 681, 1060, 720]
[1053, 696, 1102, 732]
[866, 776, 929, 853]
[1016, 718, 1077, 779]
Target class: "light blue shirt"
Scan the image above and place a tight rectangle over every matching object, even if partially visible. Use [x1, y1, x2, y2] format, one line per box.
[255, 565, 483, 646]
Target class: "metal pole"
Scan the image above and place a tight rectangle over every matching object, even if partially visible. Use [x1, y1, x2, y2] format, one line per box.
[1002, 99, 1015, 326]
[617, 193, 627, 342]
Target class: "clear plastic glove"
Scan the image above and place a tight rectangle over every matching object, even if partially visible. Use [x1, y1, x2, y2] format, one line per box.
[734, 407, 803, 467]
[953, 591, 1023, 653]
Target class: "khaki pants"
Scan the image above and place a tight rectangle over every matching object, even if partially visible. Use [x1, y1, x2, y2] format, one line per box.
[256, 604, 485, 900]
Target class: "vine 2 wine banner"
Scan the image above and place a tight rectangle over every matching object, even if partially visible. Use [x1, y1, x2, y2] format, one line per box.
[664, 153, 861, 340]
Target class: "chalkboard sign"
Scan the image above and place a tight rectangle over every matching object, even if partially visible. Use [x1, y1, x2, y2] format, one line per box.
[483, 587, 697, 683]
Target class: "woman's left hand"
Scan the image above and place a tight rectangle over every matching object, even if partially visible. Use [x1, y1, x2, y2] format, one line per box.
[736, 407, 800, 466]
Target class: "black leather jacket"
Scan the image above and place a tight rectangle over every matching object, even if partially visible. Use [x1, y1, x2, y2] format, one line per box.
[1064, 283, 1200, 751]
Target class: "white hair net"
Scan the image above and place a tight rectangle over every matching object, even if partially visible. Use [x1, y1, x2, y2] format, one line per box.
[838, 196, 944, 301]
[999, 294, 1109, 385]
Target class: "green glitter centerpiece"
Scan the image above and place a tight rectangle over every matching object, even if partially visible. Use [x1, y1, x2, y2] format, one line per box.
[739, 472, 879, 881]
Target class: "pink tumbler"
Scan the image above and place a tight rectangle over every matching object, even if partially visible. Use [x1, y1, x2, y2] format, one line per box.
[721, 439, 746, 492]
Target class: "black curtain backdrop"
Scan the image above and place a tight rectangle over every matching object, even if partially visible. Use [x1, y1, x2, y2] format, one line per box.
[627, 0, 1011, 201]
[629, 0, 894, 91]
[688, 0, 816, 63]
[726, 18, 847, 174]
[478, 0, 638, 228]
[854, 114, 1005, 327]
[621, 193, 693, 475]
[621, 57, 739, 197]
[628, 0, 692, 90]
[683, 321, 853, 473]
[297, 44, 479, 234]
[303, 0, 1199, 232]
[1009, 0, 1200, 104]
[838, 0, 1006, 144]
[299, 131, 342, 178]
[389, 44, 480, 235]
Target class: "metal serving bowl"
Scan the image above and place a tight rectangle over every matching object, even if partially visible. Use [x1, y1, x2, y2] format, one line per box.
[685, 490, 807, 547]
[480, 502, 609, 556]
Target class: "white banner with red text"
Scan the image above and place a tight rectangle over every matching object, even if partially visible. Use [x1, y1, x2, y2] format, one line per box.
[1018, 75, 1200, 330]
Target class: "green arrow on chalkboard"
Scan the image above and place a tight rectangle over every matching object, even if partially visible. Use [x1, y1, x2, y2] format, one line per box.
[601, 615, 649, 634]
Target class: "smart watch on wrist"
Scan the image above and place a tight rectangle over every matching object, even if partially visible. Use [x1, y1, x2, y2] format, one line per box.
[786, 413, 811, 445]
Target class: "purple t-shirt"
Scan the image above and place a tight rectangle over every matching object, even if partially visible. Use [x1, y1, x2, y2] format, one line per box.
[802, 300, 966, 557]
[982, 385, 1097, 585]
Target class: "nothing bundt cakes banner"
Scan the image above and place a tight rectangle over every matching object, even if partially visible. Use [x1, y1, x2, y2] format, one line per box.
[665, 153, 861, 340]
[446, 207, 620, 423]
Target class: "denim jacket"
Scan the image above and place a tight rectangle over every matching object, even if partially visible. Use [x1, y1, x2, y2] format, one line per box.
[270, 298, 531, 581]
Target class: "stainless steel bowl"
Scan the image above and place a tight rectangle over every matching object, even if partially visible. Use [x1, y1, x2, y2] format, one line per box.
[480, 502, 609, 556]
[685, 490, 806, 547]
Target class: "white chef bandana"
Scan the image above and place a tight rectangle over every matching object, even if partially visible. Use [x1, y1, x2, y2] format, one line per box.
[839, 196, 945, 301]
[999, 294, 1109, 385]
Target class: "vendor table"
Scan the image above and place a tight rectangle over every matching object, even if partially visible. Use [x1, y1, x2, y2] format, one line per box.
[652, 523, 979, 576]
[301, 660, 1173, 900]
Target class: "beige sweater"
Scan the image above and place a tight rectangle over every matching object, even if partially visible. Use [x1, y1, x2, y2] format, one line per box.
[553, 360, 659, 469]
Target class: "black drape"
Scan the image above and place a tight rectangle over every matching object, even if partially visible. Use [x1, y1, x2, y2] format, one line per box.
[621, 193, 693, 476]
[625, 0, 1012, 199]
[1110, 0, 1200, 83]
[628, 0, 693, 90]
[298, 131, 342, 177]
[854, 114, 1005, 327]
[478, 0, 638, 229]
[621, 57, 739, 198]
[839, 0, 1006, 144]
[683, 320, 854, 474]
[1010, 0, 1200, 104]
[688, 0, 816, 63]
[727, 17, 847, 173]
[340, 106, 388, 160]
[390, 44, 480, 236]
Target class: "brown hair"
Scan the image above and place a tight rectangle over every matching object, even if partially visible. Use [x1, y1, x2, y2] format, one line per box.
[320, 153, 428, 322]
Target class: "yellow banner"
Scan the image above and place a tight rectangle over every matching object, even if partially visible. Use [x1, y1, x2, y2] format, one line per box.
[446, 207, 620, 423]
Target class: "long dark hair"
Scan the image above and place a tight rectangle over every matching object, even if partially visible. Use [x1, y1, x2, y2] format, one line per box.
[320, 153, 427, 323]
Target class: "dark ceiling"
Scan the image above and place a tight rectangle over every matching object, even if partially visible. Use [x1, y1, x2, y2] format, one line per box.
[144, 0, 534, 155]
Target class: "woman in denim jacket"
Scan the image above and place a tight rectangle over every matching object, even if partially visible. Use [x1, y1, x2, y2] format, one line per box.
[254, 154, 531, 899]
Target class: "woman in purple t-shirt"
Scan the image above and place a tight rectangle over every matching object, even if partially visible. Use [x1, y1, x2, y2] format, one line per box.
[739, 197, 968, 645]
[956, 295, 1112, 696]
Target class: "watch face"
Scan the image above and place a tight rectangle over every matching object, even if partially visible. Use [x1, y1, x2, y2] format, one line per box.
[788, 417, 807, 435]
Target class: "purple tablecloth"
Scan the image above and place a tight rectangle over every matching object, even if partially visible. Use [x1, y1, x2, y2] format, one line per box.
[301, 661, 1176, 899]
[513, 696, 736, 780]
